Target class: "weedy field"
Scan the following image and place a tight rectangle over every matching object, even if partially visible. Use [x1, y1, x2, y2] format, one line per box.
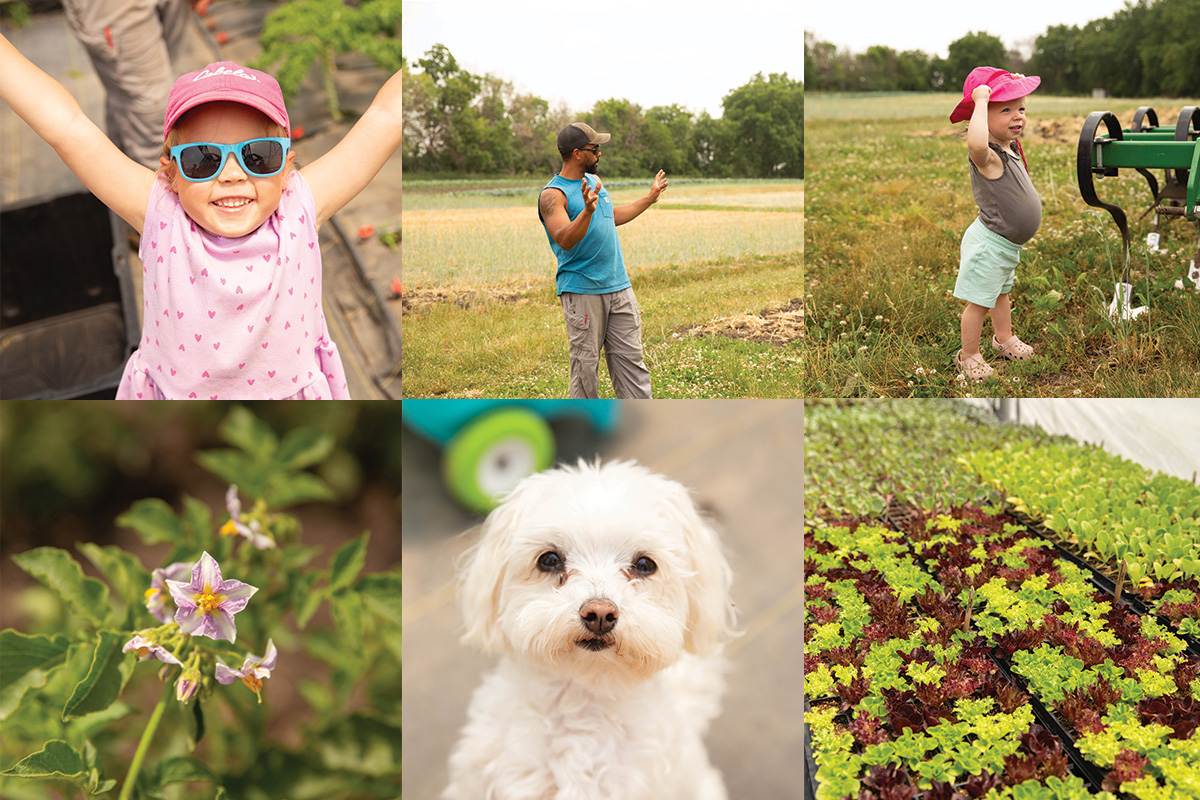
[402, 178, 802, 398]
[804, 93, 1200, 398]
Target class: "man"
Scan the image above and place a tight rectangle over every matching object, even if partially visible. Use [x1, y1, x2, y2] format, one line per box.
[63, 0, 211, 168]
[538, 122, 668, 399]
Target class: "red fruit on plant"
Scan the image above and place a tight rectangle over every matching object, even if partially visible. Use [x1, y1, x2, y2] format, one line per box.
[216, 31, 229, 44]
[293, 126, 306, 140]
[358, 225, 375, 239]
[390, 276, 402, 297]
[205, 17, 217, 29]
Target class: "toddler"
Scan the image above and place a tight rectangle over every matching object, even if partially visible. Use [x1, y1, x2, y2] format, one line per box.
[950, 67, 1041, 382]
[1, 35, 400, 399]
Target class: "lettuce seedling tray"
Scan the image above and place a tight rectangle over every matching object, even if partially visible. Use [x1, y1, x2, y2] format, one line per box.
[806, 508, 1200, 799]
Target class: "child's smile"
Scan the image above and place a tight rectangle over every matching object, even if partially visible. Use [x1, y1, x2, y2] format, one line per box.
[987, 97, 1028, 146]
[163, 102, 293, 239]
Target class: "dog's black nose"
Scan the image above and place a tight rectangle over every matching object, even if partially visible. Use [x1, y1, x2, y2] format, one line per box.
[580, 599, 618, 635]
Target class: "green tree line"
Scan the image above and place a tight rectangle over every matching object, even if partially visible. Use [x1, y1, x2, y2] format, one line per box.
[402, 44, 803, 178]
[805, 0, 1199, 96]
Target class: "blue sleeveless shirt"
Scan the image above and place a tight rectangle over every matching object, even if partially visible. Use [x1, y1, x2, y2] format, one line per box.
[540, 173, 631, 295]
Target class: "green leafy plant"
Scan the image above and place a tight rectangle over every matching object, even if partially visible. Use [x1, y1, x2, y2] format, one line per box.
[254, 0, 401, 121]
[0, 408, 400, 799]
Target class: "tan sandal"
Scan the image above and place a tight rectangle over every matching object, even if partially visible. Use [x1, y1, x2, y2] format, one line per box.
[993, 334, 1035, 361]
[956, 349, 994, 382]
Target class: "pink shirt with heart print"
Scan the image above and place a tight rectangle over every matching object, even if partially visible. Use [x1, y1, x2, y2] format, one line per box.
[116, 171, 349, 400]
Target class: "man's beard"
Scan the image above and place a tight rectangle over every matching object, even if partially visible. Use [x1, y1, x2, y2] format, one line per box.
[584, 161, 599, 175]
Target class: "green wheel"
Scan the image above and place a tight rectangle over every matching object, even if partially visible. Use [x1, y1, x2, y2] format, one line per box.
[443, 408, 555, 514]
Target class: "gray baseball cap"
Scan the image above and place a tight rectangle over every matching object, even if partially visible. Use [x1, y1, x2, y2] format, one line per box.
[557, 122, 611, 154]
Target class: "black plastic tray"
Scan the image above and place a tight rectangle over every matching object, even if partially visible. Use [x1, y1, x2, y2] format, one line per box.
[0, 192, 138, 398]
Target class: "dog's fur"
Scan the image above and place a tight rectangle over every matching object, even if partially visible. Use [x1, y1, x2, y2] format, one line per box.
[443, 460, 738, 800]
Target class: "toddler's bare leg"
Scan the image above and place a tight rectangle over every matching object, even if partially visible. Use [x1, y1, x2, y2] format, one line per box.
[989, 294, 1013, 343]
[960, 302, 989, 357]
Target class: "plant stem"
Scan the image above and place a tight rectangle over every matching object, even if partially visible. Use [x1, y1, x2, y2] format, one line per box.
[118, 683, 172, 800]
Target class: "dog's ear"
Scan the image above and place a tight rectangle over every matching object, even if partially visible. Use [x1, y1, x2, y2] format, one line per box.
[457, 498, 521, 654]
[661, 481, 738, 656]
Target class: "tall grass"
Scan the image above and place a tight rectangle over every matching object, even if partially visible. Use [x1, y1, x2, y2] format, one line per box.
[803, 93, 1200, 398]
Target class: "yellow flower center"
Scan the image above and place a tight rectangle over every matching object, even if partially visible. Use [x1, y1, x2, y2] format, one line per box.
[136, 646, 150, 658]
[219, 519, 240, 537]
[144, 587, 160, 602]
[242, 673, 263, 693]
[196, 586, 222, 614]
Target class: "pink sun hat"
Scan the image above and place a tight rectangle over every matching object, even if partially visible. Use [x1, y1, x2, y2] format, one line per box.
[163, 61, 290, 141]
[950, 67, 1041, 124]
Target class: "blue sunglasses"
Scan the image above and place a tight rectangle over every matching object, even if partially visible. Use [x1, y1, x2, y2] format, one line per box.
[169, 137, 291, 182]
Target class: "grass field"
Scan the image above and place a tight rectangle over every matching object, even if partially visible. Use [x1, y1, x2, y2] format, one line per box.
[804, 92, 1200, 398]
[402, 178, 803, 398]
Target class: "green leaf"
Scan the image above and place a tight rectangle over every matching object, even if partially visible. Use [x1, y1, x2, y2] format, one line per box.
[263, 471, 337, 509]
[0, 630, 71, 720]
[62, 631, 134, 721]
[329, 532, 370, 592]
[153, 755, 215, 787]
[77, 543, 151, 610]
[359, 573, 401, 626]
[331, 592, 364, 651]
[1, 740, 90, 788]
[184, 697, 205, 751]
[195, 450, 263, 497]
[273, 428, 335, 471]
[296, 585, 327, 630]
[218, 405, 278, 461]
[117, 498, 186, 546]
[12, 548, 110, 628]
[181, 494, 215, 544]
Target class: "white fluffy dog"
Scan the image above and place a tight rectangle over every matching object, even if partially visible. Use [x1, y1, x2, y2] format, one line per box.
[443, 460, 738, 800]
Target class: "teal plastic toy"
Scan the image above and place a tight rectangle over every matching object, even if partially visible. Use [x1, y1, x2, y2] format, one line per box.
[402, 400, 621, 513]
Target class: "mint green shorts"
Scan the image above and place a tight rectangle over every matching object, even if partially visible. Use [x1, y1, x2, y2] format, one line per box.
[954, 217, 1022, 308]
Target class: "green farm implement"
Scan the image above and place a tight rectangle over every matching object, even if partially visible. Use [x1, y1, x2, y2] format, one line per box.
[1077, 106, 1199, 319]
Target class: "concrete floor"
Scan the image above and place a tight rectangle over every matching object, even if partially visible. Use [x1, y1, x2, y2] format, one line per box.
[401, 400, 804, 799]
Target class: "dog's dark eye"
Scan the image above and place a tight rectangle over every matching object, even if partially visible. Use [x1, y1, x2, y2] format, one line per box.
[632, 556, 657, 576]
[537, 551, 564, 572]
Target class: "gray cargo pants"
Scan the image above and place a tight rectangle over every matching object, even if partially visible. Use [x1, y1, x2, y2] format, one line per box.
[63, 0, 192, 168]
[560, 287, 653, 399]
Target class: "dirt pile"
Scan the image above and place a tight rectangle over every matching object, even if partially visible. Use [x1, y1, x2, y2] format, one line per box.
[678, 298, 804, 344]
[401, 286, 536, 313]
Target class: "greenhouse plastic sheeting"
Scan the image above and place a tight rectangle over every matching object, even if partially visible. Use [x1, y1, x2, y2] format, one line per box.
[965, 399, 1200, 482]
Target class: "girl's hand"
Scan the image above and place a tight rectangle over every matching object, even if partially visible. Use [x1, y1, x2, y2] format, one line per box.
[971, 84, 992, 104]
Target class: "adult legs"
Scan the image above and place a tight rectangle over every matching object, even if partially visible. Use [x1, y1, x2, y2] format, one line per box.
[603, 287, 652, 399]
[561, 292, 605, 399]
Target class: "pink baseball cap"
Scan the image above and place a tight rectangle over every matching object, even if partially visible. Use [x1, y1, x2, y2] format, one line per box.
[163, 61, 290, 141]
[950, 67, 1041, 124]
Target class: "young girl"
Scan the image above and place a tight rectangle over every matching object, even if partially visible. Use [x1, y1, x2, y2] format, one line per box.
[0, 35, 400, 399]
[949, 67, 1041, 382]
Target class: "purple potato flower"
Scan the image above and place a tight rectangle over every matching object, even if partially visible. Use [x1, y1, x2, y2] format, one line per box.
[145, 561, 191, 623]
[220, 485, 276, 550]
[122, 634, 182, 666]
[215, 639, 278, 702]
[166, 551, 257, 643]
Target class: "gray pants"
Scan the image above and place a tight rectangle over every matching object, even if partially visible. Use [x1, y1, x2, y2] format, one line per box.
[63, 0, 191, 168]
[560, 288, 652, 399]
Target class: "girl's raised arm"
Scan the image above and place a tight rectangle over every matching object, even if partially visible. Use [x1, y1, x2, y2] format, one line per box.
[0, 34, 156, 231]
[301, 69, 401, 228]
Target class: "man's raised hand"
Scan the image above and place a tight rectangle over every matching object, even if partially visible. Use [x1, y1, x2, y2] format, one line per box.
[582, 176, 601, 214]
[648, 170, 669, 203]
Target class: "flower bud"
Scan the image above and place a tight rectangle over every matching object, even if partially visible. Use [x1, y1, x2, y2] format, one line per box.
[176, 668, 200, 703]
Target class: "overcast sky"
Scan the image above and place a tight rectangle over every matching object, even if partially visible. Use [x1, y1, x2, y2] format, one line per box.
[403, 0, 804, 119]
[809, 0, 1136, 57]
